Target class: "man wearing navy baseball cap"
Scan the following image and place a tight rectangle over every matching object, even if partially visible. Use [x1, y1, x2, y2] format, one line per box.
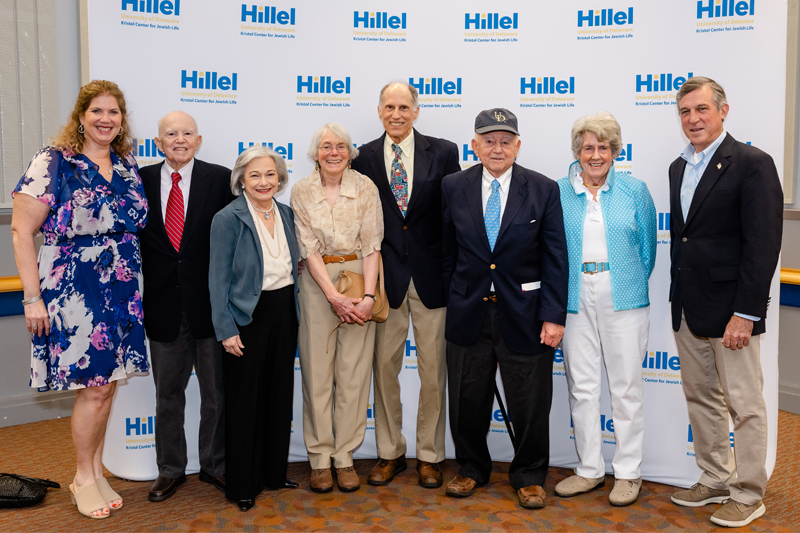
[441, 108, 568, 509]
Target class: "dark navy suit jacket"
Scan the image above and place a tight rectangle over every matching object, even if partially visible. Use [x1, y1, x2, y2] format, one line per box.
[669, 133, 782, 337]
[139, 159, 234, 342]
[351, 129, 461, 309]
[441, 163, 568, 354]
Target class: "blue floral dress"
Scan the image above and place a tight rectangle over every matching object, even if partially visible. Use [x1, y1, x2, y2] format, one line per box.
[14, 147, 150, 391]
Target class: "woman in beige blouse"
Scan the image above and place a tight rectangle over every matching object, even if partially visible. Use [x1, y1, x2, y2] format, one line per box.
[291, 123, 384, 493]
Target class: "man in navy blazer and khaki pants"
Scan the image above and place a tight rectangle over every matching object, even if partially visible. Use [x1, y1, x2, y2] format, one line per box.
[351, 81, 461, 488]
[441, 108, 568, 509]
[139, 111, 234, 501]
[667, 77, 782, 528]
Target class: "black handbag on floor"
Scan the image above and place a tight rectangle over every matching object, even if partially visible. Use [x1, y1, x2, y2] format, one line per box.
[0, 473, 60, 508]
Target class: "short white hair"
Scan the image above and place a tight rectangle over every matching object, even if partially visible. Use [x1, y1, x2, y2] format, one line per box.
[306, 123, 359, 162]
[230, 146, 288, 196]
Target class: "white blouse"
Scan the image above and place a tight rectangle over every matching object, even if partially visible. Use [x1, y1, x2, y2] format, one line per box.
[245, 195, 293, 291]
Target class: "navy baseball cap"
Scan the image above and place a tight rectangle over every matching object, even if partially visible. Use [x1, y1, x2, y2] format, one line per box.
[474, 108, 519, 135]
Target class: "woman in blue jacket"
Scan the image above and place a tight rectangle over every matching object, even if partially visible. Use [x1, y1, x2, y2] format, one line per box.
[554, 112, 656, 507]
[209, 146, 300, 511]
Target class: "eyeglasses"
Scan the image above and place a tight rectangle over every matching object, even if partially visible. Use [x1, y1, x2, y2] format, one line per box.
[319, 143, 349, 154]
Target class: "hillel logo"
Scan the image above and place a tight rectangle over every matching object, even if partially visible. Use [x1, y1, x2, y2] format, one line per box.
[410, 78, 462, 109]
[296, 76, 351, 108]
[126, 416, 155, 436]
[490, 407, 510, 434]
[697, 0, 755, 19]
[696, 0, 755, 33]
[568, 414, 616, 444]
[615, 144, 633, 175]
[354, 11, 406, 29]
[238, 142, 293, 159]
[122, 0, 180, 15]
[366, 403, 375, 430]
[465, 12, 518, 29]
[577, 8, 633, 26]
[616, 144, 633, 162]
[642, 350, 682, 385]
[635, 72, 693, 108]
[688, 424, 734, 457]
[520, 77, 576, 109]
[294, 346, 300, 371]
[658, 213, 672, 245]
[180, 70, 239, 105]
[404, 340, 417, 370]
[241, 5, 295, 25]
[464, 12, 519, 43]
[136, 138, 165, 159]
[462, 143, 479, 163]
[553, 348, 566, 377]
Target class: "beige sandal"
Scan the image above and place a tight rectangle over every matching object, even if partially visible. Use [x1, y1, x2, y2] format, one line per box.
[95, 477, 123, 509]
[69, 481, 110, 519]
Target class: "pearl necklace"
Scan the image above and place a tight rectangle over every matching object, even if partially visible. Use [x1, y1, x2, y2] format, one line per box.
[251, 202, 281, 259]
[250, 200, 276, 219]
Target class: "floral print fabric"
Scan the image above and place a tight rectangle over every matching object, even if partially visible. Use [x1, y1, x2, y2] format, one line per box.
[14, 147, 150, 391]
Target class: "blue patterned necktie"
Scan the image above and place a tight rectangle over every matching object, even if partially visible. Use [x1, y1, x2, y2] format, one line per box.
[485, 179, 501, 252]
[390, 143, 408, 216]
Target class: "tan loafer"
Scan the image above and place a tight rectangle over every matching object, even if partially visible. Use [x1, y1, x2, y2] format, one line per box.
[367, 455, 407, 486]
[518, 485, 547, 509]
[671, 483, 729, 507]
[554, 474, 605, 497]
[309, 468, 333, 493]
[417, 460, 443, 488]
[609, 478, 642, 507]
[445, 475, 480, 497]
[334, 466, 360, 492]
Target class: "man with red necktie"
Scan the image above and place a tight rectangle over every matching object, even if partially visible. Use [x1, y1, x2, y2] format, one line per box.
[139, 111, 234, 502]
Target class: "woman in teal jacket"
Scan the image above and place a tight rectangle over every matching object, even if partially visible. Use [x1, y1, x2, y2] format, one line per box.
[554, 112, 656, 507]
[209, 146, 300, 511]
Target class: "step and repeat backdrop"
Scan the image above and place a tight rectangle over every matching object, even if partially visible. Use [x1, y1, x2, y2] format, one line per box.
[92, 1, 786, 487]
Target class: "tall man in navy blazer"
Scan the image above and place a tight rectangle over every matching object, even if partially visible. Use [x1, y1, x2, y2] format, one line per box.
[139, 111, 234, 502]
[351, 81, 461, 488]
[441, 108, 568, 509]
[667, 78, 782, 528]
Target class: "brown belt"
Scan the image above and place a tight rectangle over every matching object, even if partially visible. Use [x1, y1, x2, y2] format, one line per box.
[322, 253, 358, 264]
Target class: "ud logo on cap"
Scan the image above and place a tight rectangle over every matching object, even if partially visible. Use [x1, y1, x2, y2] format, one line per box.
[494, 111, 506, 122]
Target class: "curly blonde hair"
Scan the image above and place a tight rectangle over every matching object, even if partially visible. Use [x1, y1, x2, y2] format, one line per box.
[52, 80, 134, 156]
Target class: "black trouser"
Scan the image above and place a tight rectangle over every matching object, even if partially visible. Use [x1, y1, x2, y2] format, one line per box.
[151, 314, 225, 479]
[223, 286, 298, 500]
[447, 302, 554, 490]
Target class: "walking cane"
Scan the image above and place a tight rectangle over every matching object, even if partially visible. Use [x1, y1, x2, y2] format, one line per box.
[493, 381, 516, 448]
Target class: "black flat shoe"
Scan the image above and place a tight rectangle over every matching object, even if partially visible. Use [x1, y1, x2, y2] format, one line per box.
[283, 479, 299, 489]
[237, 499, 255, 512]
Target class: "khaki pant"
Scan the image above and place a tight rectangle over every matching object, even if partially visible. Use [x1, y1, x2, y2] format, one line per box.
[674, 314, 768, 504]
[373, 278, 447, 463]
[298, 258, 375, 470]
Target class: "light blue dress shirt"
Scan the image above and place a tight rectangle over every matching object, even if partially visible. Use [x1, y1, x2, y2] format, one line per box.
[679, 130, 758, 322]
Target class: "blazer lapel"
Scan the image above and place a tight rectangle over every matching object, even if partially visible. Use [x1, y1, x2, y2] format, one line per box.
[369, 134, 405, 222]
[143, 162, 173, 249]
[684, 134, 733, 229]
[670, 158, 687, 236]
[407, 130, 431, 213]
[181, 159, 212, 251]
[232, 195, 264, 267]
[496, 164, 527, 243]
[463, 165, 491, 254]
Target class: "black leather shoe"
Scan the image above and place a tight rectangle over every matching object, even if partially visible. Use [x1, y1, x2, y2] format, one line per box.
[148, 474, 186, 502]
[283, 479, 299, 489]
[199, 470, 226, 493]
[237, 499, 255, 512]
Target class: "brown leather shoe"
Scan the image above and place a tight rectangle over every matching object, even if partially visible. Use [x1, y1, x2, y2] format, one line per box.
[309, 468, 333, 493]
[417, 460, 443, 488]
[335, 466, 360, 492]
[445, 475, 480, 497]
[518, 485, 547, 509]
[199, 470, 226, 493]
[367, 455, 407, 486]
[148, 474, 186, 502]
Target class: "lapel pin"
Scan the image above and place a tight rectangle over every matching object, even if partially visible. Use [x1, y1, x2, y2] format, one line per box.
[717, 163, 722, 169]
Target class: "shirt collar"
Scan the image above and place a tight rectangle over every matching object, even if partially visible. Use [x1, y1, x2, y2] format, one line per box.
[569, 160, 613, 195]
[482, 165, 513, 192]
[681, 130, 727, 165]
[164, 158, 195, 180]
[384, 130, 415, 157]
[310, 168, 358, 204]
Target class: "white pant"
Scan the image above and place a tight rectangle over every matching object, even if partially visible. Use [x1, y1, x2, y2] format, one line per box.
[562, 272, 649, 480]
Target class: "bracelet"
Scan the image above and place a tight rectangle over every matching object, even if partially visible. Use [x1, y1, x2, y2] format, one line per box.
[22, 295, 43, 306]
[363, 293, 376, 301]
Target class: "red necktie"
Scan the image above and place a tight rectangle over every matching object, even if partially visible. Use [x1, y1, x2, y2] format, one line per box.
[164, 171, 184, 252]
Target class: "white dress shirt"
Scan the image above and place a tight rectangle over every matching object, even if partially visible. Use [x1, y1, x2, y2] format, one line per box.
[244, 195, 293, 291]
[383, 132, 415, 199]
[160, 159, 194, 220]
[481, 166, 513, 292]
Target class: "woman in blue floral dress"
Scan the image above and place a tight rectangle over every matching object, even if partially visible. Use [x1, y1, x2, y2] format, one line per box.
[11, 80, 148, 519]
